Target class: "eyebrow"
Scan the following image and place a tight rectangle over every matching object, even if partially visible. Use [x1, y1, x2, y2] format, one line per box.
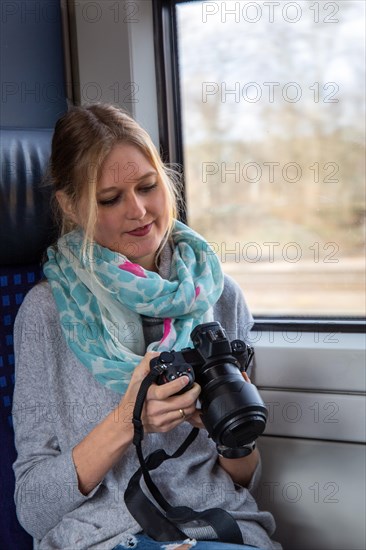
[97, 170, 158, 195]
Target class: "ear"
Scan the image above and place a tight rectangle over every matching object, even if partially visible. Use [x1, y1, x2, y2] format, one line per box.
[55, 191, 79, 225]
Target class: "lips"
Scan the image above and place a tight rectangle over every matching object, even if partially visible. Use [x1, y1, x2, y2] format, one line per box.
[127, 223, 153, 237]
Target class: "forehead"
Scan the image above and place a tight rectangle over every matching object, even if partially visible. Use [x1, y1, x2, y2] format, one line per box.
[99, 143, 156, 188]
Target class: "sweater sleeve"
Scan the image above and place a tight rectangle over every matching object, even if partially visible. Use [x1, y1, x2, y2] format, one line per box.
[12, 284, 100, 541]
[213, 274, 262, 491]
[213, 273, 254, 343]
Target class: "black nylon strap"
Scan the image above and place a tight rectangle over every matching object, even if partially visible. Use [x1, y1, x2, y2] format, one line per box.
[132, 369, 160, 446]
[127, 435, 244, 544]
[125, 467, 187, 541]
[136, 428, 200, 514]
[124, 362, 244, 545]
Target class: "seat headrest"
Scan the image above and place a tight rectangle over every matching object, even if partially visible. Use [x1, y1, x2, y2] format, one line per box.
[0, 128, 57, 266]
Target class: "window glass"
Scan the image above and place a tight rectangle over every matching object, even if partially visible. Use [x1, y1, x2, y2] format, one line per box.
[176, 0, 365, 317]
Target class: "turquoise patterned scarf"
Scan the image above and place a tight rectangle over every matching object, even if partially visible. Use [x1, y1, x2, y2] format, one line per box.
[44, 220, 224, 394]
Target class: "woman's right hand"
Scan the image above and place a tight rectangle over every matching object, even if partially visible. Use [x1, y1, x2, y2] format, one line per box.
[72, 352, 201, 495]
[117, 351, 201, 436]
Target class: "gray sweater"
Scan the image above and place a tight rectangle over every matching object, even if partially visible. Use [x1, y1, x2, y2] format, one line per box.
[13, 276, 280, 550]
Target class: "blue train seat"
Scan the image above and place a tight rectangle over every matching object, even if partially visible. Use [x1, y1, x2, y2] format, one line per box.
[0, 128, 55, 548]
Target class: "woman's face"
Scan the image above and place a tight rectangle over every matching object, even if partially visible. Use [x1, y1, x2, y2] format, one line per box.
[91, 143, 170, 271]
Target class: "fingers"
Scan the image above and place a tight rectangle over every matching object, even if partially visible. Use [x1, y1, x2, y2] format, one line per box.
[147, 382, 201, 416]
[148, 374, 192, 400]
[188, 409, 205, 429]
[145, 405, 196, 433]
[143, 382, 201, 433]
[126, 351, 203, 435]
[242, 370, 251, 383]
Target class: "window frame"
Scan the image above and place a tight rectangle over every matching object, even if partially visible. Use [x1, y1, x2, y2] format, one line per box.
[152, 0, 366, 332]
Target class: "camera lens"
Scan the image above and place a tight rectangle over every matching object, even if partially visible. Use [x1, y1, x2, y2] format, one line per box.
[220, 411, 267, 448]
[197, 363, 267, 448]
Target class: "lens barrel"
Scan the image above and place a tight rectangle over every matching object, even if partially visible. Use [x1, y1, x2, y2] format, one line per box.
[151, 322, 268, 450]
[197, 362, 268, 448]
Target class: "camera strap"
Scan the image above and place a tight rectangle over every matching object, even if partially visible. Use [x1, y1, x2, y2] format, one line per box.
[124, 365, 244, 544]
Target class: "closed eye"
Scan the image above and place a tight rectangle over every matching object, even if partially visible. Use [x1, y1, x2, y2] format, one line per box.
[98, 184, 158, 207]
[139, 183, 158, 193]
[98, 195, 121, 206]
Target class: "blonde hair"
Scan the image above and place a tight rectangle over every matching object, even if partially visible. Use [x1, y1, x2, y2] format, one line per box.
[49, 104, 181, 262]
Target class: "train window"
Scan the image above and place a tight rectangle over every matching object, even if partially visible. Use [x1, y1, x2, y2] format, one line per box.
[170, 0, 365, 319]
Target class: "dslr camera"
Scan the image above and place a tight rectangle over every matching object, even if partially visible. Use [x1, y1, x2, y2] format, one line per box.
[150, 322, 268, 453]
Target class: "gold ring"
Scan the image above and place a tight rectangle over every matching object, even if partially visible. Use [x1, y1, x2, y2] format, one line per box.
[179, 408, 186, 419]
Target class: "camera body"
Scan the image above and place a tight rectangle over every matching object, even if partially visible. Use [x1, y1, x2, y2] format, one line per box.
[150, 322, 268, 450]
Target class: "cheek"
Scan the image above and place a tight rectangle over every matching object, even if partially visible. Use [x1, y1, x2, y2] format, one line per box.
[155, 190, 171, 227]
[95, 211, 121, 238]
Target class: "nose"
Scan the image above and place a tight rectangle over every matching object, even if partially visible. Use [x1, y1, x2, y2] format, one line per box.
[125, 192, 146, 220]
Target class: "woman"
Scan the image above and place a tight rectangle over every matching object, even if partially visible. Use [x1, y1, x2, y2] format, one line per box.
[12, 104, 281, 550]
